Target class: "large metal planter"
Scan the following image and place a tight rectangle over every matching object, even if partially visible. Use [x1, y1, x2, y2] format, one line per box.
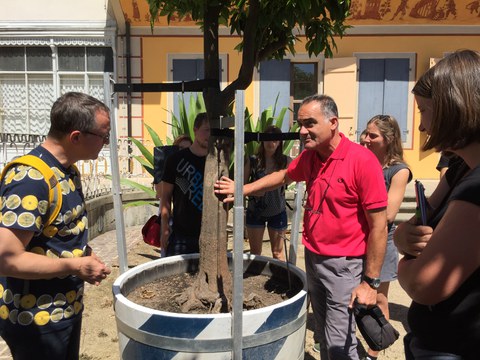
[112, 253, 308, 359]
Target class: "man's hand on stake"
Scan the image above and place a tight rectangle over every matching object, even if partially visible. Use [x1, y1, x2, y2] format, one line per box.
[214, 176, 235, 203]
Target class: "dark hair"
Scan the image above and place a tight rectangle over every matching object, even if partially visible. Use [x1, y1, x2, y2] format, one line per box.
[367, 115, 406, 167]
[301, 94, 339, 119]
[426, 49, 480, 151]
[412, 66, 434, 99]
[359, 128, 368, 145]
[193, 112, 208, 129]
[48, 92, 110, 139]
[257, 125, 286, 170]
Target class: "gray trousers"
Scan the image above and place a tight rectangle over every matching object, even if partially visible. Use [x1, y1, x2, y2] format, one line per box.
[306, 249, 363, 360]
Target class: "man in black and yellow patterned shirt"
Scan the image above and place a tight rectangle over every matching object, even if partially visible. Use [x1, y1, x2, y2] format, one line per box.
[0, 92, 111, 360]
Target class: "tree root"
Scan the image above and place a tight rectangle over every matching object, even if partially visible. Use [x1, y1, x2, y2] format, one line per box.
[176, 273, 230, 314]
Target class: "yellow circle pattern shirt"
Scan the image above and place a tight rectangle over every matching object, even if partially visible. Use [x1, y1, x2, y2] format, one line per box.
[0, 147, 88, 332]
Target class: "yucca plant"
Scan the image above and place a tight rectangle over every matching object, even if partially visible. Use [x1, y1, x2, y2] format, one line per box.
[121, 92, 299, 207]
[244, 99, 299, 158]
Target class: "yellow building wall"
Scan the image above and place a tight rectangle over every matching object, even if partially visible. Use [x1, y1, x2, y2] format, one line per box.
[322, 35, 480, 178]
[140, 35, 254, 142]
[119, 0, 480, 179]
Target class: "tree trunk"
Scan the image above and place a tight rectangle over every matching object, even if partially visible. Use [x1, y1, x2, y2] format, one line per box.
[179, 136, 232, 313]
[179, 3, 236, 313]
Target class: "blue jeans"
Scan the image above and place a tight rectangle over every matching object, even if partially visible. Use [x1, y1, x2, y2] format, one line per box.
[404, 333, 463, 360]
[166, 232, 199, 256]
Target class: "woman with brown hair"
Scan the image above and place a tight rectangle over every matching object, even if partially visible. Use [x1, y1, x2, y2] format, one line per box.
[362, 114, 412, 360]
[397, 49, 480, 359]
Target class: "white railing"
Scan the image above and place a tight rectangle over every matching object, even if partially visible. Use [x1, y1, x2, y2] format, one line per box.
[0, 132, 154, 200]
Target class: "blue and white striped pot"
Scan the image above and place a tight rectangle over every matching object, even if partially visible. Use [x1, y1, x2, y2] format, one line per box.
[112, 253, 308, 359]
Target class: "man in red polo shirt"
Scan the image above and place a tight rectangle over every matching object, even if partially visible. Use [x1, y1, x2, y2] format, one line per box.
[215, 94, 387, 359]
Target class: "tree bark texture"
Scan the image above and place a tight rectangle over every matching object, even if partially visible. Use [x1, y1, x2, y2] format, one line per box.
[180, 136, 232, 313]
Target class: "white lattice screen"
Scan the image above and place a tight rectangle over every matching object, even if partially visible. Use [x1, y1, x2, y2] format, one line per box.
[0, 45, 111, 136]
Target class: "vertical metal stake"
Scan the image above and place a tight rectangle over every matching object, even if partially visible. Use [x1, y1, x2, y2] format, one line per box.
[232, 90, 245, 359]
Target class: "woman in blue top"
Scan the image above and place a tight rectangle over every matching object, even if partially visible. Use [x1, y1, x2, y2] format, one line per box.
[363, 114, 412, 360]
[245, 125, 292, 261]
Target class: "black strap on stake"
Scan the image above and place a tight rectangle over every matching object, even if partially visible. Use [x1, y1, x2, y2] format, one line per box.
[113, 79, 220, 93]
[211, 128, 300, 144]
[112, 80, 300, 144]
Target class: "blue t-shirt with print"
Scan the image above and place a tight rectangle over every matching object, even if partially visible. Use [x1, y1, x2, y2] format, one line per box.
[0, 146, 88, 333]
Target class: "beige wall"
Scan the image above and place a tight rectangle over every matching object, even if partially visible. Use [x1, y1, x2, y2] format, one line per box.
[330, 35, 480, 178]
[1, 0, 111, 22]
[134, 31, 480, 179]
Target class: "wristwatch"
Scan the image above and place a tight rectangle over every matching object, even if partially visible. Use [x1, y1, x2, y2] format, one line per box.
[363, 275, 381, 289]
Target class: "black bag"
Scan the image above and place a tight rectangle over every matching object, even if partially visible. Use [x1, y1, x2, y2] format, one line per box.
[353, 303, 399, 351]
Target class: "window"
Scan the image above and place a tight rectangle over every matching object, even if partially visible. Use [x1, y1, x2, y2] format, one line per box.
[259, 60, 290, 130]
[169, 55, 226, 125]
[291, 63, 317, 121]
[0, 46, 113, 135]
[355, 54, 415, 145]
[259, 60, 318, 130]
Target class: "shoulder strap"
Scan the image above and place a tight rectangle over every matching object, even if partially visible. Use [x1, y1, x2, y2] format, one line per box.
[1, 155, 62, 227]
[249, 156, 258, 181]
[282, 154, 288, 169]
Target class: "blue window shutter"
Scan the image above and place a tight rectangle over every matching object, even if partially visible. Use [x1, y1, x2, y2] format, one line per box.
[357, 58, 409, 142]
[357, 59, 385, 139]
[259, 59, 291, 131]
[384, 58, 409, 142]
[172, 58, 221, 120]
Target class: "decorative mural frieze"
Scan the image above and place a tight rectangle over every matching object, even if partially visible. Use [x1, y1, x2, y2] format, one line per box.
[119, 0, 480, 27]
[349, 0, 477, 23]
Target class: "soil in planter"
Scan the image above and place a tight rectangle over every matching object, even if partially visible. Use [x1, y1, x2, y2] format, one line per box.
[126, 271, 302, 314]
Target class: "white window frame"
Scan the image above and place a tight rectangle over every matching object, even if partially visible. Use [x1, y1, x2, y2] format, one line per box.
[0, 45, 111, 135]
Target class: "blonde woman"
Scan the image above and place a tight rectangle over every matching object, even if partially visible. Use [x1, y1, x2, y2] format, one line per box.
[363, 114, 412, 360]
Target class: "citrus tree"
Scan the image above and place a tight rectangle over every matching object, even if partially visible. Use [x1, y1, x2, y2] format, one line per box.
[147, 0, 351, 313]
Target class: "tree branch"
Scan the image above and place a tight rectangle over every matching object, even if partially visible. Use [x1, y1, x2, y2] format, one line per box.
[220, 0, 260, 112]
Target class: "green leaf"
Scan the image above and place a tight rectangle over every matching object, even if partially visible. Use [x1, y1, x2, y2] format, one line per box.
[274, 107, 289, 129]
[119, 178, 156, 196]
[145, 123, 163, 147]
[132, 155, 154, 177]
[283, 122, 300, 155]
[178, 94, 190, 138]
[130, 137, 153, 166]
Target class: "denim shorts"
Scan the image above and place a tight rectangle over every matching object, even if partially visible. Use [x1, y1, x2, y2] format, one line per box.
[245, 209, 288, 231]
[380, 225, 399, 282]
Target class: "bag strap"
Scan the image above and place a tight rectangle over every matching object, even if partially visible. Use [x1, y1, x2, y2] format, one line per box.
[1, 155, 62, 227]
[370, 305, 389, 326]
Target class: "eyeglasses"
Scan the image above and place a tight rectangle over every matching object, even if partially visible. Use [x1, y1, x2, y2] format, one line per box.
[83, 131, 110, 143]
